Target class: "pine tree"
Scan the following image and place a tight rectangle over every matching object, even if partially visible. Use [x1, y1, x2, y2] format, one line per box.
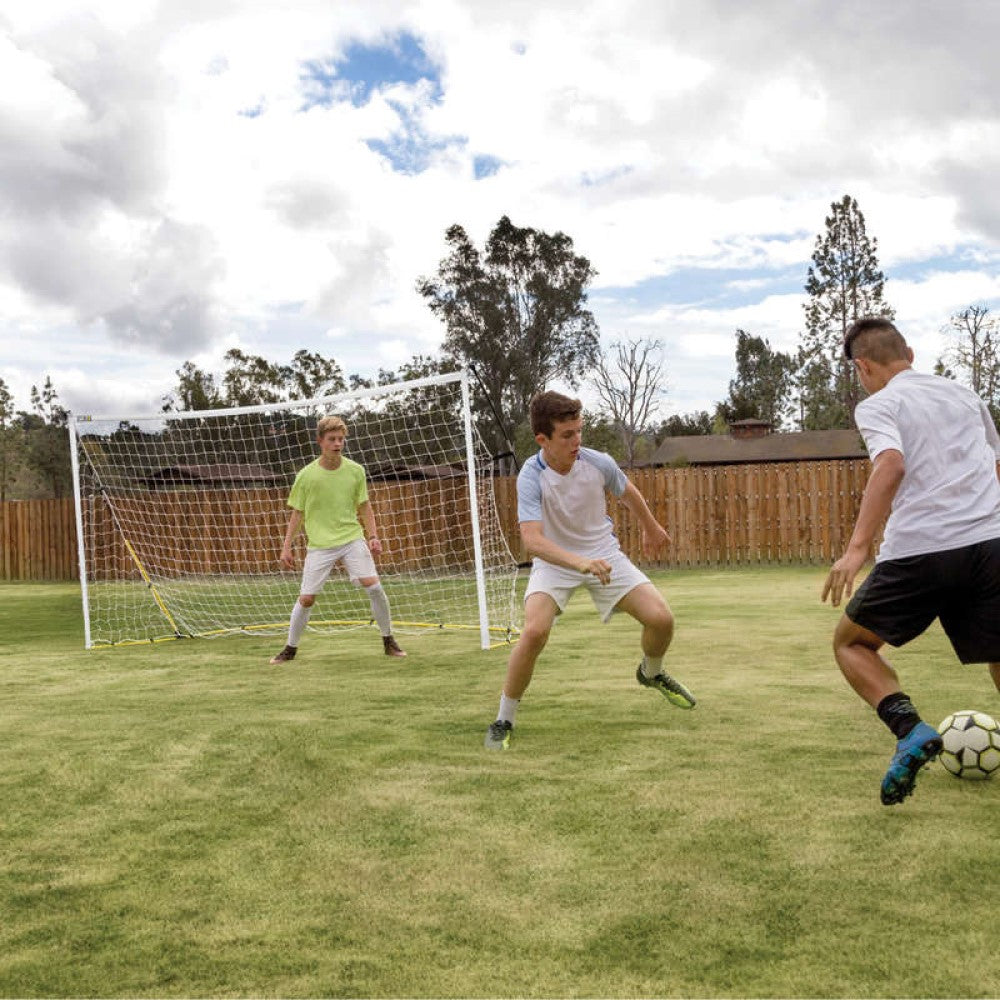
[797, 195, 894, 429]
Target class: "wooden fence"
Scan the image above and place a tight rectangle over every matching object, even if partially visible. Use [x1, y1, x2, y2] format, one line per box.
[0, 460, 873, 583]
[1, 497, 78, 582]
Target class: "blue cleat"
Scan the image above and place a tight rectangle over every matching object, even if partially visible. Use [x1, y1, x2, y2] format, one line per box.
[880, 721, 943, 806]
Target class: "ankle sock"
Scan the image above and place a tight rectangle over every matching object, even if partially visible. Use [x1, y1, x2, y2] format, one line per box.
[876, 692, 922, 740]
[641, 655, 663, 679]
[497, 693, 519, 726]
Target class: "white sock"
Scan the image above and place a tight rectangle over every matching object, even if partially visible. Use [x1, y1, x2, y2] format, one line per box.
[365, 582, 393, 637]
[497, 693, 520, 725]
[288, 601, 312, 647]
[641, 654, 663, 679]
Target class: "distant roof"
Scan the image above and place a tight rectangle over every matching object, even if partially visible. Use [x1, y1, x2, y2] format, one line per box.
[141, 463, 285, 487]
[647, 429, 868, 466]
[367, 463, 465, 481]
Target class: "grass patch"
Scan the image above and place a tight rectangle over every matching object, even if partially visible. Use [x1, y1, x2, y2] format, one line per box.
[2, 568, 1000, 997]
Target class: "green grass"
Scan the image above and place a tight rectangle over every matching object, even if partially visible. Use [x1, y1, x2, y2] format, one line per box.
[2, 567, 1000, 997]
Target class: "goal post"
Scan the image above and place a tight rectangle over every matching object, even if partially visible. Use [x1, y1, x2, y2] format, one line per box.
[69, 370, 521, 650]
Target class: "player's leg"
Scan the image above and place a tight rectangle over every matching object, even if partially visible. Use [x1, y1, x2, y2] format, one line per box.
[484, 592, 559, 749]
[270, 592, 315, 664]
[833, 614, 941, 805]
[271, 549, 337, 663]
[345, 540, 406, 657]
[943, 539, 1000, 695]
[616, 583, 695, 709]
[832, 614, 900, 707]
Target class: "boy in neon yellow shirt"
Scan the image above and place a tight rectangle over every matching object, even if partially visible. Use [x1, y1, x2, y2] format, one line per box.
[269, 415, 406, 663]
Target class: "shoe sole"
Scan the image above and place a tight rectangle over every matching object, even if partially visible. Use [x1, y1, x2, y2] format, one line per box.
[657, 688, 696, 710]
[637, 669, 696, 709]
[880, 736, 943, 805]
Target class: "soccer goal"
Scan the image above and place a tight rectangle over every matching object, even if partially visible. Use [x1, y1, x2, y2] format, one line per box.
[69, 371, 520, 650]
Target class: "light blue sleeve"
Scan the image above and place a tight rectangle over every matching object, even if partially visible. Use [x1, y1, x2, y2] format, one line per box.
[516, 456, 544, 522]
[579, 448, 627, 496]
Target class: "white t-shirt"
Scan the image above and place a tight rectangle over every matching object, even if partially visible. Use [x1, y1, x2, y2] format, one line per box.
[854, 368, 1000, 561]
[516, 447, 627, 562]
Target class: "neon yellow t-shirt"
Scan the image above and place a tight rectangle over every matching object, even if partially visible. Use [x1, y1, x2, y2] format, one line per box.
[287, 457, 368, 549]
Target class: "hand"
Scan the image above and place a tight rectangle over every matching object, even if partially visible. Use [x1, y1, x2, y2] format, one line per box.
[279, 547, 295, 570]
[368, 537, 383, 557]
[641, 522, 670, 559]
[822, 549, 866, 607]
[579, 558, 613, 585]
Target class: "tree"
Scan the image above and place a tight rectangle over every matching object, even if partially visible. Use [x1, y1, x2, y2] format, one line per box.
[162, 361, 225, 412]
[221, 349, 286, 407]
[284, 349, 346, 400]
[589, 338, 666, 468]
[717, 329, 795, 429]
[418, 215, 600, 454]
[17, 377, 72, 498]
[796, 195, 894, 429]
[0, 377, 19, 502]
[653, 411, 714, 439]
[937, 305, 1000, 419]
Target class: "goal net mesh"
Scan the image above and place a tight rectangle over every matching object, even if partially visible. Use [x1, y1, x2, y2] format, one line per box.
[71, 373, 520, 648]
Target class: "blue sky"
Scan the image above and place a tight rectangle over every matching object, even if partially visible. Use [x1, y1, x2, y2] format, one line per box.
[2, 1, 999, 421]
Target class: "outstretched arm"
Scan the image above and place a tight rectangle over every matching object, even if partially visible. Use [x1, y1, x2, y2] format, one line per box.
[822, 448, 905, 606]
[618, 480, 670, 559]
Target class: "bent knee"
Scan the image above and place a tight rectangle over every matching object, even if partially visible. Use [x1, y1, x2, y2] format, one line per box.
[832, 615, 882, 653]
[298, 594, 316, 608]
[520, 622, 552, 648]
[645, 605, 674, 636]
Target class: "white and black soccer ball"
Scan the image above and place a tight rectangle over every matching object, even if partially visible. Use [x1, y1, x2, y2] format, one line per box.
[937, 710, 1000, 780]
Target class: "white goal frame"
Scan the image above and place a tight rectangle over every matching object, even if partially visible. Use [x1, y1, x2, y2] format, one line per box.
[69, 370, 520, 651]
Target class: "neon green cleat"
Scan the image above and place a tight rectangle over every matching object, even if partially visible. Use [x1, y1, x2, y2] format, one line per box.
[484, 719, 513, 750]
[636, 664, 696, 709]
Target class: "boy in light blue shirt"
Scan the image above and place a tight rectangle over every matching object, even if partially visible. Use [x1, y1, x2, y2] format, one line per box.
[485, 391, 695, 750]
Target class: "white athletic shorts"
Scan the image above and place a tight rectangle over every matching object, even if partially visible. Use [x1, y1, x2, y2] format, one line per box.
[524, 550, 651, 623]
[300, 539, 377, 594]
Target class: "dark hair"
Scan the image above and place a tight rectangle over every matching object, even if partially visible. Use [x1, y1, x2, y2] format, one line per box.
[844, 317, 909, 363]
[530, 390, 582, 437]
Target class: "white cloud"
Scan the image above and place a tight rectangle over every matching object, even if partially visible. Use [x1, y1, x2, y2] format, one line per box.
[1, 0, 999, 420]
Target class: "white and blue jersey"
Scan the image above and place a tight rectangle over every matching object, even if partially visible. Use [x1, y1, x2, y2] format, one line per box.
[517, 446, 627, 563]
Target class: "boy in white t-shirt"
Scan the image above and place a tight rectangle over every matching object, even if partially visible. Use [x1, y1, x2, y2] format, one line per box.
[484, 391, 695, 750]
[822, 318, 1000, 805]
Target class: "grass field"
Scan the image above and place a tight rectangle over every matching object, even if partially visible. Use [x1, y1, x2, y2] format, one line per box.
[2, 566, 1000, 998]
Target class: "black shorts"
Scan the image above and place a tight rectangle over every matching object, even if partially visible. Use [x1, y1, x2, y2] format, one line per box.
[845, 537, 1000, 664]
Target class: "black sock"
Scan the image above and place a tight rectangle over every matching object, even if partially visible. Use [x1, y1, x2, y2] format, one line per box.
[876, 692, 922, 740]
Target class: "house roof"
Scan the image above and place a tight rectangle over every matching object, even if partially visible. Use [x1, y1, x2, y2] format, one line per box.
[141, 463, 285, 486]
[647, 429, 868, 466]
[367, 463, 465, 481]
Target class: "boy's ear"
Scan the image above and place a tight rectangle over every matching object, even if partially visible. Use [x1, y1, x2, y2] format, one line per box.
[535, 432, 549, 447]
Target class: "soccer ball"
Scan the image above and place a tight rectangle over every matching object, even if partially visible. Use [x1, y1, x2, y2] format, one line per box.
[937, 710, 1000, 780]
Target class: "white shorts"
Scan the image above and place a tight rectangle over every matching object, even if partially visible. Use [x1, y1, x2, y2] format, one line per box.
[300, 539, 377, 594]
[524, 550, 651, 623]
